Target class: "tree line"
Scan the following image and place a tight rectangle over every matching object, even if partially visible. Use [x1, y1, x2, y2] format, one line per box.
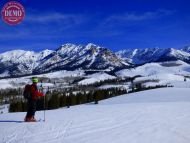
[9, 88, 128, 112]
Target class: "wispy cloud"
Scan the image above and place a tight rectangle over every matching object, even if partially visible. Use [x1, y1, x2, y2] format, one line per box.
[25, 12, 85, 25]
[0, 12, 88, 40]
[104, 9, 175, 24]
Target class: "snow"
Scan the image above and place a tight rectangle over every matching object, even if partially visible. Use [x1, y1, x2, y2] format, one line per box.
[98, 84, 130, 90]
[0, 49, 52, 64]
[38, 49, 54, 60]
[0, 79, 16, 89]
[78, 72, 116, 85]
[116, 61, 190, 77]
[38, 70, 85, 78]
[0, 60, 190, 89]
[170, 48, 190, 59]
[101, 88, 190, 104]
[116, 47, 190, 65]
[86, 50, 97, 68]
[116, 61, 190, 87]
[0, 104, 8, 114]
[0, 70, 10, 77]
[0, 50, 31, 62]
[0, 43, 130, 77]
[1, 88, 190, 143]
[0, 70, 85, 89]
[58, 43, 79, 55]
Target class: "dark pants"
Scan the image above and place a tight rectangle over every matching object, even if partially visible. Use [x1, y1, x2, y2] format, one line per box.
[26, 99, 36, 118]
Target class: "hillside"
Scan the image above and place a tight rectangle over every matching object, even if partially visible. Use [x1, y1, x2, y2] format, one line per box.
[0, 88, 190, 143]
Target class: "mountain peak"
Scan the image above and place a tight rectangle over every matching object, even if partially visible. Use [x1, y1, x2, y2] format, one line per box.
[56, 43, 81, 55]
[86, 43, 98, 47]
[61, 43, 77, 47]
[38, 49, 54, 60]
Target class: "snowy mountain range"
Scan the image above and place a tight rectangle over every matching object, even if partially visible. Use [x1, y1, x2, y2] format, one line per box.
[116, 46, 190, 65]
[0, 43, 129, 77]
[1, 43, 190, 77]
[0, 49, 54, 77]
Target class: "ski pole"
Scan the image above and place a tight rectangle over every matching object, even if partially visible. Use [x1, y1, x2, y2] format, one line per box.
[41, 84, 46, 122]
[44, 92, 45, 122]
[42, 87, 46, 122]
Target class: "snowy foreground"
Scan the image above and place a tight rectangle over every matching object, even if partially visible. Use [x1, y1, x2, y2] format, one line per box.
[1, 88, 190, 143]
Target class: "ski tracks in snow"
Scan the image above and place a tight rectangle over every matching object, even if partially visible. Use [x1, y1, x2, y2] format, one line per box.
[1, 95, 190, 143]
[2, 120, 73, 143]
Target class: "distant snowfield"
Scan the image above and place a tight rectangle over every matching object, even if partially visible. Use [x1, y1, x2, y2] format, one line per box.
[98, 84, 130, 90]
[78, 72, 116, 85]
[0, 71, 116, 89]
[116, 60, 190, 78]
[39, 70, 85, 78]
[116, 60, 190, 87]
[0, 70, 85, 89]
[1, 88, 190, 143]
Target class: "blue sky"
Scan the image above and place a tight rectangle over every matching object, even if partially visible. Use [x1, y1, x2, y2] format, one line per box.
[0, 0, 190, 52]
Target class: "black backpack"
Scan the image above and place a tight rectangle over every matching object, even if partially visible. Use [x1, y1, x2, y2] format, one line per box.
[23, 84, 32, 99]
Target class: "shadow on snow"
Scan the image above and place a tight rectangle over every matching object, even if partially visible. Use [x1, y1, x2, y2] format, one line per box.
[0, 120, 24, 123]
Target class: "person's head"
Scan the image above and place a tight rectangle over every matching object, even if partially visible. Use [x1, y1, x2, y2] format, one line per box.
[32, 77, 38, 84]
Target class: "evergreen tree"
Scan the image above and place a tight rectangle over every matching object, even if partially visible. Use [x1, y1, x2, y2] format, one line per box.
[48, 93, 59, 109]
[9, 102, 16, 112]
[94, 91, 100, 104]
[76, 93, 82, 105]
[59, 94, 66, 107]
[70, 93, 77, 106]
[81, 92, 87, 104]
[66, 95, 71, 108]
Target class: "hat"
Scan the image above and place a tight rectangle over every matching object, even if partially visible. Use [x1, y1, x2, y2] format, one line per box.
[32, 77, 39, 83]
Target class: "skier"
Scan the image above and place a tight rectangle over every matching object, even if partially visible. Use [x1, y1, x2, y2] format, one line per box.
[24, 77, 44, 122]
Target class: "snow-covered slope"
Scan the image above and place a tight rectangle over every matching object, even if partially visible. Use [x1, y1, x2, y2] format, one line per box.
[116, 60, 190, 77]
[116, 60, 190, 87]
[78, 72, 116, 85]
[1, 88, 190, 143]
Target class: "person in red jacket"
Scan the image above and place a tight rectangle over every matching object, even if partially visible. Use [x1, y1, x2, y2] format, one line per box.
[24, 77, 44, 122]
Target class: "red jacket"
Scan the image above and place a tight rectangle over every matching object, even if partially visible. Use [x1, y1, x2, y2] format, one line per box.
[31, 84, 44, 100]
